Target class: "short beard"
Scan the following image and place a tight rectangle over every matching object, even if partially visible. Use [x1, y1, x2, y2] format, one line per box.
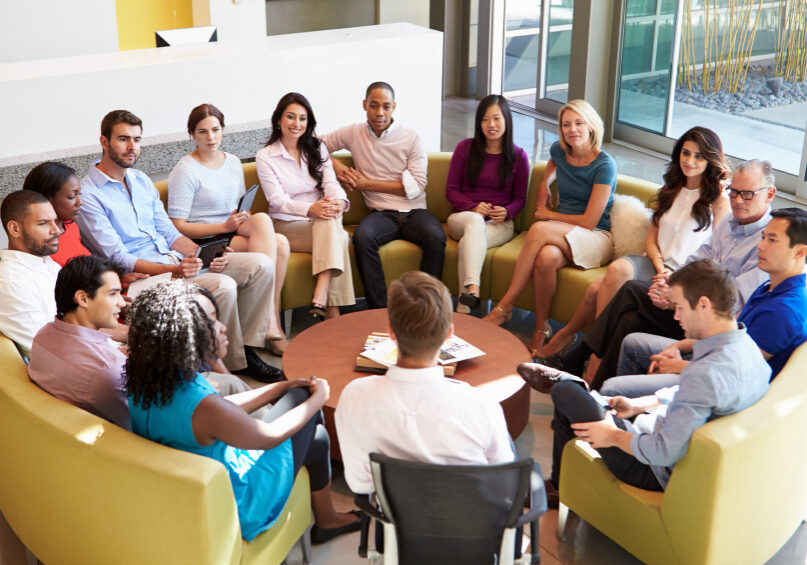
[22, 232, 57, 257]
[109, 147, 137, 169]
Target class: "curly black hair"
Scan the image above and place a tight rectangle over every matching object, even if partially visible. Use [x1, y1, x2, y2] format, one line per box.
[124, 280, 216, 409]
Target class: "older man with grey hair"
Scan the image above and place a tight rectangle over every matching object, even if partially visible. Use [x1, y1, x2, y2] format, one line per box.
[527, 159, 775, 390]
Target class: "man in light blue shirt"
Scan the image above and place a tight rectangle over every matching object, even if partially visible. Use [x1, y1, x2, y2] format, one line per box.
[525, 259, 770, 506]
[77, 110, 280, 382]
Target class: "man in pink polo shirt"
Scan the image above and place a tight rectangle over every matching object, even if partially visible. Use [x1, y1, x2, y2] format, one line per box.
[28, 255, 131, 429]
[321, 82, 446, 309]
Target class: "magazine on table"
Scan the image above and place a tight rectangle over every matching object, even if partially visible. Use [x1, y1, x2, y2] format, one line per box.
[360, 333, 484, 367]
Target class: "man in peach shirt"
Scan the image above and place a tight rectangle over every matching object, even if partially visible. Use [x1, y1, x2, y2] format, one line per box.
[322, 82, 446, 309]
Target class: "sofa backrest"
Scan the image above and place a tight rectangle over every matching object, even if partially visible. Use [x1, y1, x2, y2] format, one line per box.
[0, 336, 243, 565]
[660, 341, 807, 565]
[155, 154, 660, 234]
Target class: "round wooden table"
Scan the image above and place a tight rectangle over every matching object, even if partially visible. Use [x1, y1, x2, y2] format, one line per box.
[282, 309, 532, 460]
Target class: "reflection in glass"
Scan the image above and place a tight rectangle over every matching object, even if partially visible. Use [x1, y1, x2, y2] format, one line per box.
[503, 0, 574, 109]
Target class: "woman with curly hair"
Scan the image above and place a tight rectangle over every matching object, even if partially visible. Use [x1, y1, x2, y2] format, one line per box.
[256, 92, 355, 320]
[125, 280, 360, 544]
[535, 126, 730, 362]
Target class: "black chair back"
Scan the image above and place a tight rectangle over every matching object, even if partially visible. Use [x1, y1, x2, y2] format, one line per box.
[369, 453, 534, 565]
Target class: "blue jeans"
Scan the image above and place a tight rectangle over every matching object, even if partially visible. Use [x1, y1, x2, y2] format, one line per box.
[352, 209, 446, 309]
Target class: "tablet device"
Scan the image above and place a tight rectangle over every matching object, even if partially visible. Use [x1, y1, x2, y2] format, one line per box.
[194, 237, 230, 268]
[237, 184, 259, 213]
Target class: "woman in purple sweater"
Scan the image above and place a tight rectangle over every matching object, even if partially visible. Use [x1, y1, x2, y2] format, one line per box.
[445, 95, 529, 312]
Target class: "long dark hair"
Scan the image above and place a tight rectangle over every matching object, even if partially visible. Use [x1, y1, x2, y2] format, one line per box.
[22, 161, 78, 201]
[652, 126, 728, 232]
[124, 280, 216, 409]
[266, 92, 326, 189]
[465, 94, 515, 189]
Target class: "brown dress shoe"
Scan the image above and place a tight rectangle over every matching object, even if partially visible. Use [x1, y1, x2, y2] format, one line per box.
[517, 362, 568, 394]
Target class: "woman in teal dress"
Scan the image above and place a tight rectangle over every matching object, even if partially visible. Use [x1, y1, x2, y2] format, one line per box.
[125, 280, 359, 544]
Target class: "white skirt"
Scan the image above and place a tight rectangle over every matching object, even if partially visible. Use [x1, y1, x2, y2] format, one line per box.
[565, 226, 613, 269]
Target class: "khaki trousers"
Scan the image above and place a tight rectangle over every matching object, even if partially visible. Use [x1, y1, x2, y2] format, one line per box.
[447, 212, 515, 288]
[193, 251, 274, 370]
[274, 217, 355, 306]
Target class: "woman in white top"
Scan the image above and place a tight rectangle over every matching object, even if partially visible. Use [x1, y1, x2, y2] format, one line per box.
[255, 92, 355, 320]
[535, 126, 731, 360]
[167, 103, 291, 354]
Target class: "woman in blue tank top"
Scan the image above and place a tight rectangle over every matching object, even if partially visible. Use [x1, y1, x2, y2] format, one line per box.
[125, 280, 360, 544]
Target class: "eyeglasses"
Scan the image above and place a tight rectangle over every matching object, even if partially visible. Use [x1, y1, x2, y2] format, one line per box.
[725, 186, 772, 200]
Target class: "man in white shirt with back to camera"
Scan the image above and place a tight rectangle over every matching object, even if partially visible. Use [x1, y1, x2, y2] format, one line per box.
[335, 271, 513, 495]
[322, 82, 446, 310]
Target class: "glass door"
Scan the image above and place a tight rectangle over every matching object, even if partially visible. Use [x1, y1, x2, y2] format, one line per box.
[502, 0, 574, 113]
[614, 0, 807, 197]
[615, 0, 678, 135]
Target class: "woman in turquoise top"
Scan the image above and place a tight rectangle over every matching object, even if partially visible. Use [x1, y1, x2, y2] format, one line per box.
[485, 99, 617, 355]
[125, 281, 360, 544]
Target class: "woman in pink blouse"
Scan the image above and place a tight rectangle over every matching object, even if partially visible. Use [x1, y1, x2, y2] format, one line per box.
[256, 93, 355, 319]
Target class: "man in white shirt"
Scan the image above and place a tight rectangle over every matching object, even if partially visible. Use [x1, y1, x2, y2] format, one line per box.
[0, 190, 61, 357]
[335, 271, 513, 495]
[322, 82, 446, 309]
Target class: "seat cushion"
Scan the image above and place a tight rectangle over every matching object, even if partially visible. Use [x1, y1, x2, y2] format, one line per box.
[240, 469, 311, 565]
[559, 440, 675, 564]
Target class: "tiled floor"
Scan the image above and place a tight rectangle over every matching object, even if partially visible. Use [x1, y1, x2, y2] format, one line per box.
[251, 96, 807, 564]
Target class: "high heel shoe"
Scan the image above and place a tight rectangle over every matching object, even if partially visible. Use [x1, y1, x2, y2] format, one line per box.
[309, 302, 326, 320]
[484, 305, 512, 326]
[529, 323, 553, 358]
[532, 333, 578, 363]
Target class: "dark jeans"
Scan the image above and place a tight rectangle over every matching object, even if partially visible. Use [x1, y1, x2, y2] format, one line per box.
[550, 380, 662, 491]
[264, 387, 330, 491]
[584, 280, 685, 390]
[352, 209, 446, 309]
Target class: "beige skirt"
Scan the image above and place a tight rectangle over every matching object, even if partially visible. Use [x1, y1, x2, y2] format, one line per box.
[565, 226, 613, 269]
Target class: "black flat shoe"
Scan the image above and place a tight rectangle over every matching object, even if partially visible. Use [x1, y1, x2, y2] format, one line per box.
[458, 292, 481, 308]
[233, 346, 285, 383]
[309, 302, 326, 320]
[310, 510, 362, 545]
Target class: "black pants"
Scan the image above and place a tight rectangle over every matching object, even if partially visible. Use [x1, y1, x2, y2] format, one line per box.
[550, 380, 662, 491]
[264, 387, 330, 491]
[584, 280, 685, 390]
[352, 209, 446, 309]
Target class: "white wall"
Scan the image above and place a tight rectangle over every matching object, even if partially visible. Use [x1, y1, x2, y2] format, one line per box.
[376, 0, 430, 27]
[0, 0, 118, 64]
[192, 0, 266, 41]
[0, 23, 443, 159]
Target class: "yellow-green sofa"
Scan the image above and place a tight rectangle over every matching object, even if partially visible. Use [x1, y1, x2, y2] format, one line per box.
[0, 335, 312, 565]
[154, 154, 659, 322]
[557, 341, 807, 565]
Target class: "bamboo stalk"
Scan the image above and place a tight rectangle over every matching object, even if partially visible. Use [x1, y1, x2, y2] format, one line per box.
[736, 0, 764, 93]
